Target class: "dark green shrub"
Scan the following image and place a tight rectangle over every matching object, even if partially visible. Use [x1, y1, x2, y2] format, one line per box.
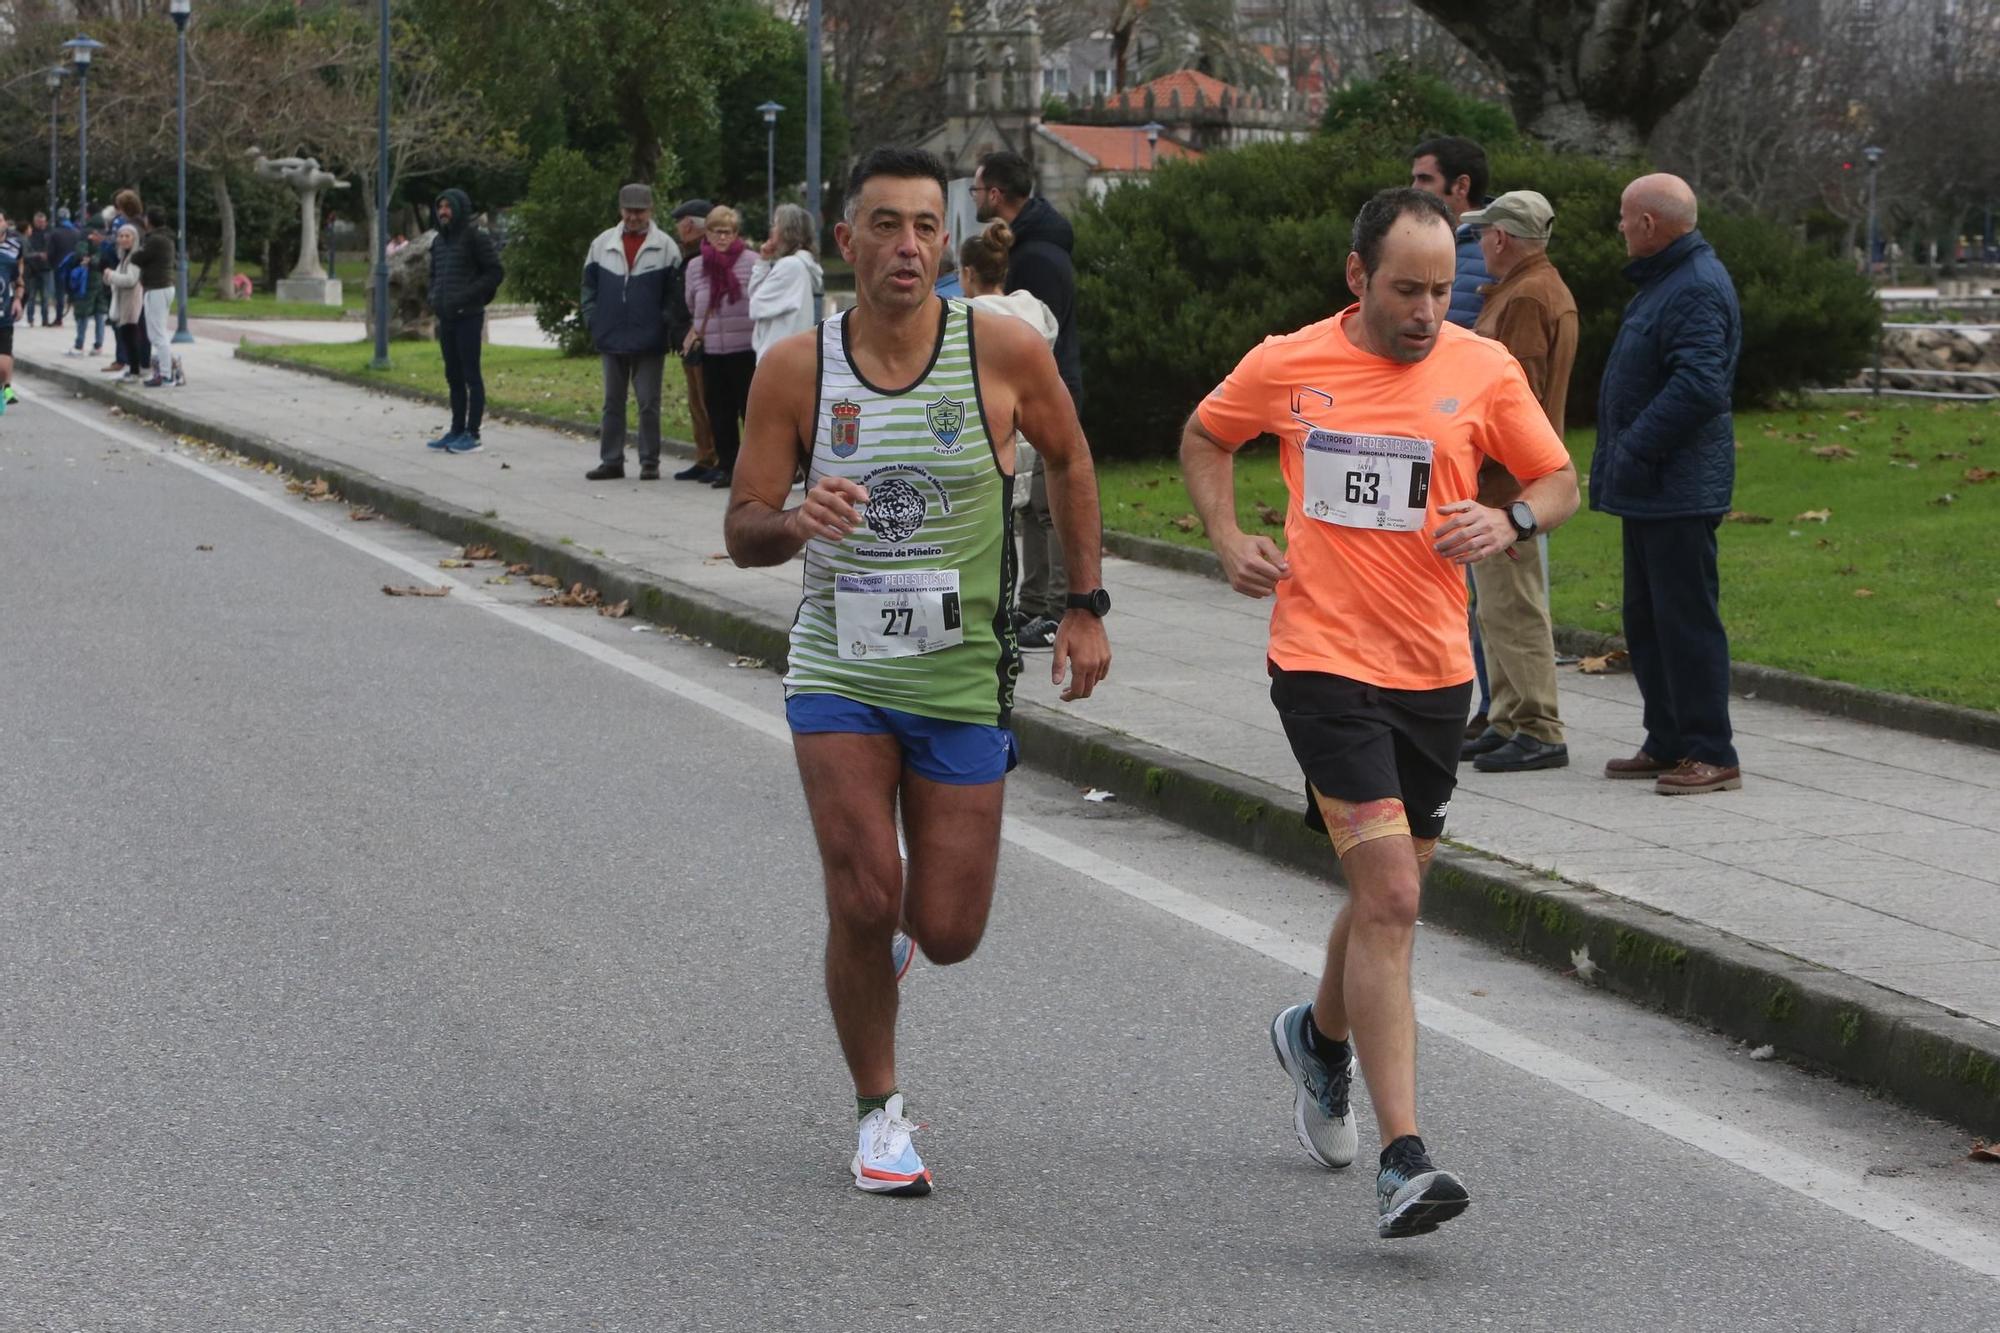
[1074, 134, 1877, 459]
[1321, 58, 1518, 148]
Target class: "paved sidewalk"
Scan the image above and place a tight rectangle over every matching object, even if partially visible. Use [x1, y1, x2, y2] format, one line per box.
[15, 328, 2000, 1052]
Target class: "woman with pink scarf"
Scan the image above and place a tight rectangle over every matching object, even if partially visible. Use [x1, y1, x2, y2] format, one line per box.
[684, 205, 758, 489]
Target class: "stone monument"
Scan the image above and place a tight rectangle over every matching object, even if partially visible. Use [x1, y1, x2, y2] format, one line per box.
[248, 148, 351, 306]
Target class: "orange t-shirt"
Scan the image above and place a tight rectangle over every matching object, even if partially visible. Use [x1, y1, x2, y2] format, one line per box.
[1195, 308, 1570, 691]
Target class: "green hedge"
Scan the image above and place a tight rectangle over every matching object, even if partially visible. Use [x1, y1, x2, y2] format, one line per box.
[1072, 136, 1878, 460]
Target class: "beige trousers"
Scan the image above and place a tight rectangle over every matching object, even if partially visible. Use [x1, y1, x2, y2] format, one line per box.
[1471, 544, 1564, 744]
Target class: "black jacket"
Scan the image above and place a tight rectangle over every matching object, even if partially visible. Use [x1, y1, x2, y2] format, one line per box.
[664, 248, 696, 353]
[1004, 195, 1083, 410]
[1589, 231, 1742, 520]
[427, 188, 504, 320]
[135, 230, 176, 291]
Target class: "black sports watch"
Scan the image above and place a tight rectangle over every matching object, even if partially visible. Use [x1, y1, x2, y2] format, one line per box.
[1065, 588, 1112, 618]
[1506, 501, 1538, 543]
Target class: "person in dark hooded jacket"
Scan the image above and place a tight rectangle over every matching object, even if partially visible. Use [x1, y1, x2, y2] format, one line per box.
[973, 150, 1082, 649]
[426, 188, 505, 452]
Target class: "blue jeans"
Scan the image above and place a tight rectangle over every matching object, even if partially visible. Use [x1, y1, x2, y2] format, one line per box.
[72, 308, 105, 352]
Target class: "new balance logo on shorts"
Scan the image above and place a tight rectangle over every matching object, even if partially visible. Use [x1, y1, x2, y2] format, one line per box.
[1432, 802, 1450, 820]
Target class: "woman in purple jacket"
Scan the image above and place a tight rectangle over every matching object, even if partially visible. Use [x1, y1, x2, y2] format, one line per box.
[684, 205, 758, 488]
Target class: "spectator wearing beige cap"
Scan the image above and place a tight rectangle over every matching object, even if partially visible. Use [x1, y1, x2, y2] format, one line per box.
[1458, 189, 1578, 773]
[581, 183, 680, 481]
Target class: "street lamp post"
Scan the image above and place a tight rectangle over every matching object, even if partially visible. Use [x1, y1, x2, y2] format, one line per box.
[1864, 144, 1884, 397]
[372, 0, 390, 371]
[171, 0, 194, 344]
[62, 36, 104, 229]
[756, 101, 784, 227]
[1141, 120, 1164, 169]
[806, 0, 823, 320]
[45, 67, 67, 226]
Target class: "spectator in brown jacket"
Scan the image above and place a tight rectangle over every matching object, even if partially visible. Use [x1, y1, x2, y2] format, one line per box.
[1458, 190, 1578, 773]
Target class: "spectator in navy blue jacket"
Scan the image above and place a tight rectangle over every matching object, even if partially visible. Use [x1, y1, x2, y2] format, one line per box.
[1591, 173, 1743, 797]
[582, 184, 680, 481]
[1412, 135, 1497, 733]
[425, 188, 505, 454]
[1410, 136, 1491, 329]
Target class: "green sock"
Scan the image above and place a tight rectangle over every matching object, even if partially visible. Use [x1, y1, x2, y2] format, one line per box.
[857, 1090, 897, 1121]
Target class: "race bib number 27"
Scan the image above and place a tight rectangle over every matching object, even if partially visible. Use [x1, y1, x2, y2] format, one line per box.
[835, 570, 964, 660]
[1301, 430, 1434, 532]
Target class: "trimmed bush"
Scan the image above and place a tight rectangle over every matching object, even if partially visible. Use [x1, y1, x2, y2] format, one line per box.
[1073, 133, 1877, 460]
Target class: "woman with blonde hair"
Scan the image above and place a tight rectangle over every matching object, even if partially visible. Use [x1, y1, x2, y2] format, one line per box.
[685, 204, 758, 488]
[102, 223, 146, 384]
[748, 202, 824, 361]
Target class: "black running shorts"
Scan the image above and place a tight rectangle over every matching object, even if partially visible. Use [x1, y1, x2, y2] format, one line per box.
[0, 324, 12, 357]
[1269, 665, 1473, 841]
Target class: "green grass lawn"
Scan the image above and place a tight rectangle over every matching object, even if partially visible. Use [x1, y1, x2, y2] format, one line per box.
[1096, 398, 2000, 712]
[241, 338, 694, 439]
[186, 256, 372, 320]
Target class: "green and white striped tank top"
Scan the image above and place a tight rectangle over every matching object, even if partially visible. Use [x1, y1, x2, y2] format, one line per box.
[784, 299, 1019, 726]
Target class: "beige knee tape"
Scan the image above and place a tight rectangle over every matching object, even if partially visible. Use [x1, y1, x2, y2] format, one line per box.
[1309, 790, 1411, 857]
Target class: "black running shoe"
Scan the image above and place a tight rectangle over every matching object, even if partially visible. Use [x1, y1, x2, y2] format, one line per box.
[1375, 1135, 1469, 1239]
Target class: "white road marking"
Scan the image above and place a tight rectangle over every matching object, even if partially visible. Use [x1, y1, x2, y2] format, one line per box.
[40, 389, 2000, 1280]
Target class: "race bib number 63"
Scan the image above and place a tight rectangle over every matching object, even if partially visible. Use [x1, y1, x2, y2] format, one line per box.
[1301, 430, 1434, 532]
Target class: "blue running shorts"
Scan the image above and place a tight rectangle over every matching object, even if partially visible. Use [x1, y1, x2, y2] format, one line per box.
[785, 692, 1019, 786]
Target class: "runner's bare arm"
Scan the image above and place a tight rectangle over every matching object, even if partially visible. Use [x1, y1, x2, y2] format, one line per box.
[724, 334, 867, 567]
[1430, 460, 1579, 565]
[986, 313, 1111, 701]
[1179, 412, 1290, 598]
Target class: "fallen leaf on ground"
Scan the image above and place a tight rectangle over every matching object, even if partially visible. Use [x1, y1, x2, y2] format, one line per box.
[486, 575, 514, 586]
[729, 655, 767, 670]
[1083, 788, 1117, 803]
[1793, 508, 1832, 523]
[597, 599, 631, 618]
[507, 562, 532, 575]
[1253, 500, 1285, 527]
[462, 543, 498, 560]
[500, 461, 511, 470]
[382, 584, 450, 598]
[1592, 599, 1614, 612]
[1171, 513, 1200, 532]
[195, 544, 214, 552]
[1969, 1140, 2000, 1164]
[348, 506, 378, 522]
[1810, 445, 1857, 461]
[1724, 511, 1772, 524]
[1578, 649, 1630, 674]
[1934, 451, 1968, 461]
[1931, 493, 1956, 507]
[526, 573, 562, 588]
[1964, 467, 1998, 484]
[535, 582, 602, 608]
[1853, 587, 1876, 598]
[1568, 946, 1597, 981]
[437, 558, 475, 569]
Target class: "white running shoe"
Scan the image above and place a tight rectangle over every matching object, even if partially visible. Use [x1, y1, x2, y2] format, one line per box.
[1270, 1003, 1359, 1169]
[852, 1093, 931, 1196]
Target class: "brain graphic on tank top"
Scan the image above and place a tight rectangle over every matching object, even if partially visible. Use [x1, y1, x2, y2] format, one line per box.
[864, 477, 928, 544]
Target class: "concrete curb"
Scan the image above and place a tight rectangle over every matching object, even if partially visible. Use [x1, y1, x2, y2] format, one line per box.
[24, 351, 2000, 1133]
[1104, 529, 2000, 752]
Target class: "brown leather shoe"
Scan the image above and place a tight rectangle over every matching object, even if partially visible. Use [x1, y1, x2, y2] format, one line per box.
[1604, 750, 1676, 780]
[1654, 759, 1743, 795]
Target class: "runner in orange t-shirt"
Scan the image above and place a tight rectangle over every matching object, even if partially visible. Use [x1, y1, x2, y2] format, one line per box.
[1181, 187, 1579, 1239]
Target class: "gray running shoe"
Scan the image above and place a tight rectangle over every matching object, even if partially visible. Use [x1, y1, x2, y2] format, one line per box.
[1376, 1136, 1469, 1239]
[1269, 1004, 1358, 1168]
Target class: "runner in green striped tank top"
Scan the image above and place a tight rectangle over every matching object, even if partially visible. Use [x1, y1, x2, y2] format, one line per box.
[723, 148, 1112, 1198]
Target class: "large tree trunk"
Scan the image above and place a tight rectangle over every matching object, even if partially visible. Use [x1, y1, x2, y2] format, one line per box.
[1412, 0, 1763, 158]
[210, 167, 238, 301]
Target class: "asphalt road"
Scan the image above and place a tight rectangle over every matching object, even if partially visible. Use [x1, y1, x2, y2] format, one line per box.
[4, 385, 2000, 1332]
